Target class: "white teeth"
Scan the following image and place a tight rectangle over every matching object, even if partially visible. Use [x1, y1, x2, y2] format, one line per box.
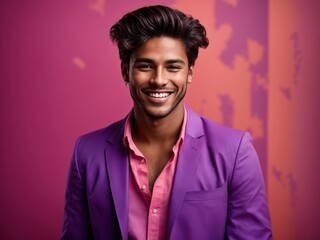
[148, 92, 170, 98]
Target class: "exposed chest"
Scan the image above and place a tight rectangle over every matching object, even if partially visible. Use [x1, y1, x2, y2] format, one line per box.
[139, 144, 173, 193]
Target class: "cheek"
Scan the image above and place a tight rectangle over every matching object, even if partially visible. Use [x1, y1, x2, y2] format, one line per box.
[129, 85, 140, 99]
[131, 71, 151, 83]
[170, 72, 189, 84]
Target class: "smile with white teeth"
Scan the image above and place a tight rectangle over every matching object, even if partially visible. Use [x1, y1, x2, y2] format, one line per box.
[148, 92, 170, 98]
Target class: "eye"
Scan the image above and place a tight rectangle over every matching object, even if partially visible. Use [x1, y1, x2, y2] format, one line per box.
[167, 65, 181, 72]
[137, 64, 153, 71]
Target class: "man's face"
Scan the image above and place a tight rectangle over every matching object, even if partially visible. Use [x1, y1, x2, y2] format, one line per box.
[124, 36, 193, 119]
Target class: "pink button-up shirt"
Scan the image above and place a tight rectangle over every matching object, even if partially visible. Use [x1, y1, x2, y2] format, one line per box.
[124, 109, 187, 240]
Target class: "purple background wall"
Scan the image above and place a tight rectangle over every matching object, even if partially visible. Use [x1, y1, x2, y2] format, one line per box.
[1, 0, 319, 239]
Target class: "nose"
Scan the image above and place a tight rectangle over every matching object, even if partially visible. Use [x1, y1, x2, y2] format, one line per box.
[150, 67, 168, 87]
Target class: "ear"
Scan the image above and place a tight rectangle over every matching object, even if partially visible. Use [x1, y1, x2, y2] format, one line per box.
[121, 63, 129, 83]
[187, 65, 194, 83]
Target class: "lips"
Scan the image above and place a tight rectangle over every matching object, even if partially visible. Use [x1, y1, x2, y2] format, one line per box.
[142, 90, 174, 103]
[147, 92, 170, 98]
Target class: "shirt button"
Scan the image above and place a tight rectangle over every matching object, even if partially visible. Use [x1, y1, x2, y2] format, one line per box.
[152, 209, 158, 214]
[141, 185, 146, 190]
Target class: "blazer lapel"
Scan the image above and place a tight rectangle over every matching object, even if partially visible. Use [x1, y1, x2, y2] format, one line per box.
[104, 119, 129, 239]
[168, 107, 204, 237]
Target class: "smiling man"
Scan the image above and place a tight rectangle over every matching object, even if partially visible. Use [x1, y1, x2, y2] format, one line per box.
[61, 5, 272, 240]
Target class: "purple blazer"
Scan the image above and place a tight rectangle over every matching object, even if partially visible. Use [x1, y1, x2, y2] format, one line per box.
[61, 107, 272, 239]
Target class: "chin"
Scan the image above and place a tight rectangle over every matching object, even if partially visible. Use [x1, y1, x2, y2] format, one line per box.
[145, 110, 171, 119]
[144, 104, 181, 119]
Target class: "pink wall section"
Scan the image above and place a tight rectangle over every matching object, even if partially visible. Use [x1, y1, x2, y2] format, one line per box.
[268, 0, 320, 239]
[1, 0, 319, 239]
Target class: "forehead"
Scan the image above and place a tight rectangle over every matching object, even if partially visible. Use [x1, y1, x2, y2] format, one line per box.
[131, 36, 188, 62]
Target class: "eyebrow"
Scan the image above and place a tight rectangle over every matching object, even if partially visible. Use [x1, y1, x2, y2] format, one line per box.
[134, 58, 186, 65]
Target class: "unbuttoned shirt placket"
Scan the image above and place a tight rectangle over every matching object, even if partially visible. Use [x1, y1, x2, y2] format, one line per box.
[130, 146, 179, 240]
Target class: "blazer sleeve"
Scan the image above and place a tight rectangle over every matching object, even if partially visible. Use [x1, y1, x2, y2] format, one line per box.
[61, 138, 93, 240]
[225, 132, 272, 240]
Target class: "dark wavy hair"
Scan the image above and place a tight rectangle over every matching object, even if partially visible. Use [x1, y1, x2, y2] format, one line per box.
[109, 5, 209, 67]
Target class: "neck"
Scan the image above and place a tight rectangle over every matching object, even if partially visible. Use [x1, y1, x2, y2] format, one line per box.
[131, 104, 185, 144]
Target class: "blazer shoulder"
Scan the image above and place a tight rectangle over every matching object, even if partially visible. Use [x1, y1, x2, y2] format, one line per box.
[186, 106, 245, 143]
[186, 108, 250, 162]
[78, 118, 126, 144]
[197, 114, 255, 169]
[200, 115, 246, 144]
[73, 117, 127, 160]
